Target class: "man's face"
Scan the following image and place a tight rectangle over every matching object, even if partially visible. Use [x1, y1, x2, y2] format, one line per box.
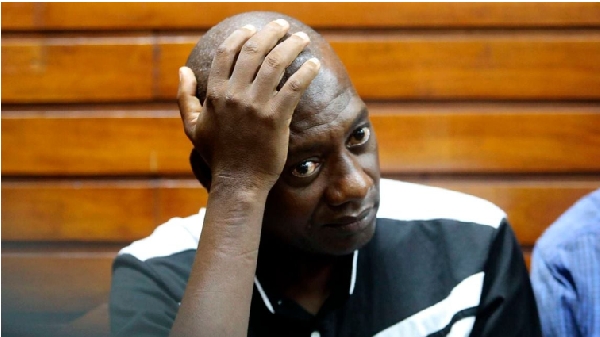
[261, 65, 381, 256]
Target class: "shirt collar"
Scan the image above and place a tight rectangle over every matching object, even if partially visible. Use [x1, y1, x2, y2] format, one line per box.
[253, 250, 359, 314]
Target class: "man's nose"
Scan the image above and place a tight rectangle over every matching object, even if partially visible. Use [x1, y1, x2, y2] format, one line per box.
[325, 153, 373, 207]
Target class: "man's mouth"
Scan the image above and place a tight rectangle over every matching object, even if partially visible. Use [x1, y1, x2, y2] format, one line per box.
[323, 207, 374, 232]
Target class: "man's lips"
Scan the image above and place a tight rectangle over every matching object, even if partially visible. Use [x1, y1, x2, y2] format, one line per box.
[323, 207, 373, 228]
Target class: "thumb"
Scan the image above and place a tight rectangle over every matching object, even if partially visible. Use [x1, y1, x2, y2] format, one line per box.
[177, 66, 202, 140]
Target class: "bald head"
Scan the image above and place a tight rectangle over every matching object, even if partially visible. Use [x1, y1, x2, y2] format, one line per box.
[185, 11, 350, 105]
[187, 11, 361, 190]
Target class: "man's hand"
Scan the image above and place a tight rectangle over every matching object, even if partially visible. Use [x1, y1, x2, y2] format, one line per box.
[177, 19, 321, 189]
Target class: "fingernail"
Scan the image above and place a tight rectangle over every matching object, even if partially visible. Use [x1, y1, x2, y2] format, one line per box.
[294, 32, 310, 43]
[242, 24, 256, 33]
[307, 57, 321, 68]
[274, 19, 289, 29]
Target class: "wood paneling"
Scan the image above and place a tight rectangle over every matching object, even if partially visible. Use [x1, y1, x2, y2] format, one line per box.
[371, 111, 600, 173]
[4, 34, 600, 102]
[156, 35, 600, 100]
[428, 182, 600, 246]
[155, 39, 194, 99]
[3, 3, 600, 30]
[1, 252, 115, 313]
[3, 106, 600, 175]
[1, 182, 157, 241]
[1, 36, 154, 103]
[156, 180, 208, 226]
[332, 37, 600, 100]
[1, 114, 191, 175]
[2, 179, 597, 245]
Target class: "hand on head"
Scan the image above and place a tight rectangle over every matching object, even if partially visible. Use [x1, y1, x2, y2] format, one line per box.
[177, 19, 321, 189]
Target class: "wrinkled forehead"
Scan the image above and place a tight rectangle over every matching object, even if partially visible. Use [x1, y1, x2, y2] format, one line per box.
[290, 64, 358, 133]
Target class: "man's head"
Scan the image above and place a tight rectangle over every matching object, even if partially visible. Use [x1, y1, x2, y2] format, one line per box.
[187, 11, 380, 256]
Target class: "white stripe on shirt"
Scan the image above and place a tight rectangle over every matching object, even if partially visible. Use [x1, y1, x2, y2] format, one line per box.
[373, 272, 484, 337]
[377, 179, 505, 229]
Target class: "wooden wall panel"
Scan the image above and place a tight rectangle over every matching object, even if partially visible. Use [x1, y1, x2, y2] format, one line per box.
[4, 35, 600, 102]
[1, 115, 191, 175]
[156, 35, 600, 100]
[429, 182, 600, 246]
[3, 108, 600, 175]
[333, 37, 600, 100]
[2, 253, 114, 313]
[156, 181, 208, 226]
[371, 111, 600, 173]
[1, 182, 156, 241]
[2, 179, 597, 245]
[155, 39, 191, 100]
[3, 3, 600, 30]
[1, 37, 154, 103]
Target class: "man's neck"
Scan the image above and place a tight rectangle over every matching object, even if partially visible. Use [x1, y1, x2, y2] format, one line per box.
[256, 240, 345, 315]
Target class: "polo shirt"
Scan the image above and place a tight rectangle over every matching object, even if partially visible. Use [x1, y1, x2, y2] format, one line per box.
[110, 179, 541, 337]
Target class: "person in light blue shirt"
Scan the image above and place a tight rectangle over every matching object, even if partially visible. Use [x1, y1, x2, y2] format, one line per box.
[531, 189, 600, 337]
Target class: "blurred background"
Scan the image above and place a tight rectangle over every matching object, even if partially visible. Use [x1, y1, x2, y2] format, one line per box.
[2, 3, 600, 336]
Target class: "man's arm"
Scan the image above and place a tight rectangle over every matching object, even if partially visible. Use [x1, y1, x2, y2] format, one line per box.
[531, 235, 600, 337]
[170, 20, 320, 337]
[469, 219, 542, 337]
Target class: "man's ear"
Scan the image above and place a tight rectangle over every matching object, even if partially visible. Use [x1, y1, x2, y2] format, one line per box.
[189, 148, 212, 191]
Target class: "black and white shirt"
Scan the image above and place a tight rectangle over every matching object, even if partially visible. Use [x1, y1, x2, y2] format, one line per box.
[110, 179, 541, 337]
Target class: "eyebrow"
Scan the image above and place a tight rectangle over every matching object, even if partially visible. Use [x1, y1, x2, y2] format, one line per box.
[288, 106, 369, 157]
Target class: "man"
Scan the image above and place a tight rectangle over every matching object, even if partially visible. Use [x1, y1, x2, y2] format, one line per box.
[110, 11, 541, 337]
[531, 189, 600, 337]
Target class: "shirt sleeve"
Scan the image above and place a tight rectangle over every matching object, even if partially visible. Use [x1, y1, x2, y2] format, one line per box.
[109, 254, 182, 337]
[469, 219, 543, 337]
[531, 233, 600, 337]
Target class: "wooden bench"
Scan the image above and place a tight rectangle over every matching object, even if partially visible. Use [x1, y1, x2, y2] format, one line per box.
[2, 3, 599, 336]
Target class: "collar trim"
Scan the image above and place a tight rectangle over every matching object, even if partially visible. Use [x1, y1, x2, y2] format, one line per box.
[254, 276, 275, 314]
[349, 250, 359, 294]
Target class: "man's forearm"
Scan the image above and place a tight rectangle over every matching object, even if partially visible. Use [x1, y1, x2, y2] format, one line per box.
[169, 179, 271, 337]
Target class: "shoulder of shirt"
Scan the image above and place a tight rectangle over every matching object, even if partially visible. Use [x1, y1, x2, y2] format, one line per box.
[118, 208, 205, 261]
[535, 188, 600, 255]
[377, 178, 506, 229]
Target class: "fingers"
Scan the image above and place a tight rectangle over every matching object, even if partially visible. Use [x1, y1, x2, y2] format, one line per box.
[208, 24, 257, 85]
[272, 57, 321, 121]
[252, 31, 311, 102]
[177, 66, 203, 139]
[229, 19, 290, 86]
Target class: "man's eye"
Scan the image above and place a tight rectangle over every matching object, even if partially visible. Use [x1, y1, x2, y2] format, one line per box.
[347, 126, 371, 147]
[291, 160, 320, 178]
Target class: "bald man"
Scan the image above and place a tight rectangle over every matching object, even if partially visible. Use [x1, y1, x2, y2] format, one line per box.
[110, 12, 541, 337]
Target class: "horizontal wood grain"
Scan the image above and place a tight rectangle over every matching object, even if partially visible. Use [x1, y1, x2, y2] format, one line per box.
[3, 3, 600, 30]
[1, 252, 115, 313]
[1, 114, 191, 175]
[428, 182, 600, 247]
[4, 34, 600, 102]
[1, 36, 154, 103]
[332, 37, 600, 100]
[157, 34, 600, 100]
[3, 105, 600, 175]
[1, 183, 157, 242]
[2, 179, 598, 245]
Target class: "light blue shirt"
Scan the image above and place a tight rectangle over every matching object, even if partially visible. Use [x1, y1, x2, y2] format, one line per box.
[531, 189, 600, 337]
